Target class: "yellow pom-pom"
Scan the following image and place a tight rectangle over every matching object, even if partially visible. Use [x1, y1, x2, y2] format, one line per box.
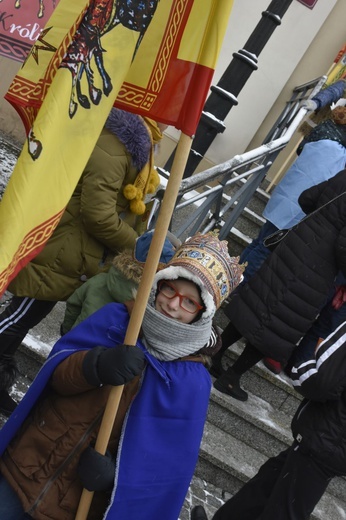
[147, 182, 156, 194]
[130, 199, 146, 215]
[135, 188, 143, 201]
[123, 184, 138, 200]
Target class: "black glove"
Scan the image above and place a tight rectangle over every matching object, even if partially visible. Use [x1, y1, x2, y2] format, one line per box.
[82, 344, 145, 387]
[78, 446, 115, 492]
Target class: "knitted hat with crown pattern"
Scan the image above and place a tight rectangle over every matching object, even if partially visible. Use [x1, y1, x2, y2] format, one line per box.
[154, 231, 245, 318]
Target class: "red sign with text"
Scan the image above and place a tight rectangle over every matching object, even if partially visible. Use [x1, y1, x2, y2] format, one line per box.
[0, 0, 60, 62]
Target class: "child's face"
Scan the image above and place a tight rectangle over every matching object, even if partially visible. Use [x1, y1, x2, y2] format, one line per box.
[155, 279, 204, 324]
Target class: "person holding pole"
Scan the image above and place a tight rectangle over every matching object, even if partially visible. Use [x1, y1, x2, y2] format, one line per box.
[0, 232, 244, 520]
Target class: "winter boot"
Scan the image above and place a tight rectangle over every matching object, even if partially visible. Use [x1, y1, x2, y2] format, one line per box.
[213, 367, 248, 401]
[191, 505, 208, 520]
[0, 355, 18, 416]
[263, 357, 283, 375]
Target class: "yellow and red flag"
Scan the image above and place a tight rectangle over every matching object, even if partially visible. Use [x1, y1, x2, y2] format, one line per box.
[0, 0, 234, 296]
[325, 43, 346, 86]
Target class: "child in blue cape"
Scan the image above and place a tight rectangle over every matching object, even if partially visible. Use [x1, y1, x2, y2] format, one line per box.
[0, 232, 244, 520]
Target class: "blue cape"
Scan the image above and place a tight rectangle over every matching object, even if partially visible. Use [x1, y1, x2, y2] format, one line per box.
[0, 303, 211, 520]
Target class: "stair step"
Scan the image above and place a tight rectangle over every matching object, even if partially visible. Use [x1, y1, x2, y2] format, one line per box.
[209, 387, 292, 457]
[215, 341, 302, 413]
[208, 385, 346, 503]
[197, 422, 346, 520]
[198, 421, 267, 494]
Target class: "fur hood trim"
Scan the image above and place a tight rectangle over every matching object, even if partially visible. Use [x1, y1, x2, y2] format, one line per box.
[105, 108, 151, 171]
[111, 250, 143, 286]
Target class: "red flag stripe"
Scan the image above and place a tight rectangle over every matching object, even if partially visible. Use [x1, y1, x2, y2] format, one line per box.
[0, 210, 64, 294]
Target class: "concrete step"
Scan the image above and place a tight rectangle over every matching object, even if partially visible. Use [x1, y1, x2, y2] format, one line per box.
[208, 384, 346, 504]
[197, 420, 267, 495]
[217, 340, 303, 413]
[197, 421, 346, 520]
[209, 386, 292, 458]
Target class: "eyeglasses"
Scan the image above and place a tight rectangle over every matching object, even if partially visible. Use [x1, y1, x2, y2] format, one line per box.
[157, 280, 204, 314]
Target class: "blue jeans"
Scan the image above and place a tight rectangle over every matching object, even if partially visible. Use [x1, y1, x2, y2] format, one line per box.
[240, 221, 278, 283]
[0, 473, 29, 519]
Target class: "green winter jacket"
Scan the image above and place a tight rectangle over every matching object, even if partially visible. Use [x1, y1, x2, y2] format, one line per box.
[9, 122, 149, 301]
[61, 250, 143, 333]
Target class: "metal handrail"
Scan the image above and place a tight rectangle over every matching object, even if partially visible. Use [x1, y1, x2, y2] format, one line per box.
[149, 75, 327, 240]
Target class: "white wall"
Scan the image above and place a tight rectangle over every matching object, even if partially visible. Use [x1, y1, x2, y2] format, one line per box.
[165, 0, 338, 165]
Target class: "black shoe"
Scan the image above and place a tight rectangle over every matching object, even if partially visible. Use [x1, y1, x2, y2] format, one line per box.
[213, 369, 248, 401]
[0, 390, 18, 416]
[191, 505, 208, 520]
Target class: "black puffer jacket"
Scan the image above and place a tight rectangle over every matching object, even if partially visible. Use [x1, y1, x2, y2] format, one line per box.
[290, 321, 346, 476]
[224, 169, 346, 363]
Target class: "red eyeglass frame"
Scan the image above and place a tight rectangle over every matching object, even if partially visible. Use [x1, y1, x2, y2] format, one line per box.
[157, 280, 204, 313]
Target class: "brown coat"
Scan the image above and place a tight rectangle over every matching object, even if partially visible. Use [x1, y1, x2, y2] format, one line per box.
[0, 350, 206, 520]
[0, 351, 140, 520]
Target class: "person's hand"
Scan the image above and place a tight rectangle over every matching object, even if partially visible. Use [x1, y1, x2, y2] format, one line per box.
[82, 344, 145, 386]
[78, 447, 115, 491]
[332, 285, 346, 310]
[301, 99, 318, 111]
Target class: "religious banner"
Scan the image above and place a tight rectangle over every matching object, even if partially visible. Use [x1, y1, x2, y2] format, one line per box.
[0, 0, 60, 62]
[0, 0, 234, 296]
[114, 0, 232, 136]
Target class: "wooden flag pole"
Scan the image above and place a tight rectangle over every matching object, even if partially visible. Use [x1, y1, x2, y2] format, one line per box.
[265, 135, 304, 192]
[75, 132, 193, 520]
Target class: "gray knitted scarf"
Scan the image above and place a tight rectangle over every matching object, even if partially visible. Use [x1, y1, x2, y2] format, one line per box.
[141, 296, 213, 361]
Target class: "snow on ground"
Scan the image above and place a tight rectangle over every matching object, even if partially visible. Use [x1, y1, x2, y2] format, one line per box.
[23, 333, 54, 359]
[0, 135, 19, 195]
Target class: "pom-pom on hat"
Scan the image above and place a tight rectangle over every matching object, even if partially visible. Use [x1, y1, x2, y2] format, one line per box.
[154, 231, 245, 318]
[123, 118, 161, 215]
